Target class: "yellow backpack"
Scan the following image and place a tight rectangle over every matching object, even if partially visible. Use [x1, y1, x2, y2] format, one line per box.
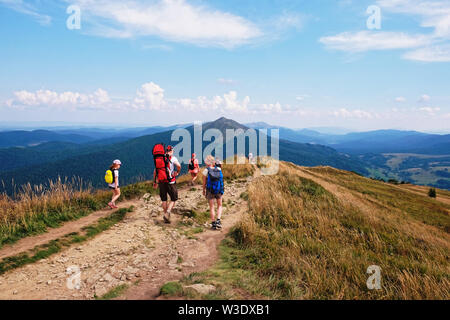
[105, 169, 114, 184]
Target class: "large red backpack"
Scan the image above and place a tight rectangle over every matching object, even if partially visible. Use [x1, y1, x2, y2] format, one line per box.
[152, 143, 175, 184]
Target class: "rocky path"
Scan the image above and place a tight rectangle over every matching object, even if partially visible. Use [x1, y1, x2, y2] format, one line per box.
[0, 199, 138, 260]
[0, 172, 256, 300]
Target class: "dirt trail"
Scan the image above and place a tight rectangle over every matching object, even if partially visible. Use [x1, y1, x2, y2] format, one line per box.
[296, 167, 383, 216]
[0, 169, 258, 300]
[296, 166, 450, 248]
[394, 184, 450, 206]
[0, 199, 138, 260]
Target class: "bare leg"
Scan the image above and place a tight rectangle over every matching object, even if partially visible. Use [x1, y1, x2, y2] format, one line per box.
[167, 201, 176, 216]
[209, 198, 216, 221]
[162, 201, 168, 214]
[111, 189, 121, 204]
[216, 197, 223, 220]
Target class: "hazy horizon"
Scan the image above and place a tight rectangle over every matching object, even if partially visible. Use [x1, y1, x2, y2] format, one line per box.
[1, 118, 449, 135]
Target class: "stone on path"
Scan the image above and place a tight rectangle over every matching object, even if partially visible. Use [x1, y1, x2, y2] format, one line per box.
[183, 284, 216, 295]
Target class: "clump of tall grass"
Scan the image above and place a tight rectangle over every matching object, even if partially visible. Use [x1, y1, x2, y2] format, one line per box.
[177, 155, 255, 187]
[229, 162, 450, 299]
[221, 155, 255, 181]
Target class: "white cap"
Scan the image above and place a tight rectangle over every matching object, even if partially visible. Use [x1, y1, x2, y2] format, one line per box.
[113, 159, 122, 165]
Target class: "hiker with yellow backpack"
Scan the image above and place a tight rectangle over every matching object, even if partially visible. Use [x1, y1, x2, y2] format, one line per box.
[105, 159, 122, 209]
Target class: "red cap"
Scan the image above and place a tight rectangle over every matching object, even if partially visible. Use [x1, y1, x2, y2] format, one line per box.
[192, 153, 196, 157]
[166, 145, 173, 152]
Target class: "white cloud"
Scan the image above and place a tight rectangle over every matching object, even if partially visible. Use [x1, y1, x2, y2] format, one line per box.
[259, 102, 283, 114]
[0, 0, 51, 25]
[333, 108, 374, 119]
[177, 96, 219, 112]
[419, 94, 431, 102]
[419, 106, 440, 115]
[69, 0, 262, 48]
[175, 91, 250, 113]
[320, 0, 450, 62]
[9, 88, 111, 109]
[320, 31, 430, 52]
[5, 84, 253, 114]
[133, 82, 166, 110]
[222, 91, 250, 113]
[403, 44, 450, 62]
[395, 96, 406, 102]
[9, 84, 444, 122]
[377, 0, 450, 61]
[377, 0, 450, 38]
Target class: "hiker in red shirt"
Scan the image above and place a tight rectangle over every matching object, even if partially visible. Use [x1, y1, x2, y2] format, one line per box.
[188, 153, 200, 186]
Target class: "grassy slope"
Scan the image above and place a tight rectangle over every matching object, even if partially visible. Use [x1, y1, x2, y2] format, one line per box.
[173, 161, 449, 300]
[305, 166, 450, 232]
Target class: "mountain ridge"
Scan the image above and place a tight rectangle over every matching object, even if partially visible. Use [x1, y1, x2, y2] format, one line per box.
[0, 117, 369, 195]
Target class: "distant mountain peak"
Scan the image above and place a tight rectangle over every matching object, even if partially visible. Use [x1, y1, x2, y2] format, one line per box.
[204, 117, 248, 131]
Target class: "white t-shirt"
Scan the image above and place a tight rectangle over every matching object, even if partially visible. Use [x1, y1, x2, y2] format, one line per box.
[169, 156, 180, 184]
[108, 169, 119, 188]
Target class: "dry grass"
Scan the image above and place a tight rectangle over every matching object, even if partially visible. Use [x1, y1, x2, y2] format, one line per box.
[221, 157, 255, 181]
[0, 177, 154, 248]
[177, 156, 255, 187]
[228, 161, 450, 299]
[304, 166, 450, 232]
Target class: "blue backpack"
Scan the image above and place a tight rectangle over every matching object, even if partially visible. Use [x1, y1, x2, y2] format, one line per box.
[206, 167, 224, 195]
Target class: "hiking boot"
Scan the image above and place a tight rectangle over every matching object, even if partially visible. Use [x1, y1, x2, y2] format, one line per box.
[163, 215, 171, 224]
[211, 221, 217, 230]
[215, 219, 222, 229]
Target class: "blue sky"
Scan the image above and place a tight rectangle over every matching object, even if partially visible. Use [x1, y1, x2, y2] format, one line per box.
[1, 0, 449, 132]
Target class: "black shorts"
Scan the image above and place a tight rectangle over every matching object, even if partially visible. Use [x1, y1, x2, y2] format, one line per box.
[159, 182, 178, 202]
[206, 190, 223, 200]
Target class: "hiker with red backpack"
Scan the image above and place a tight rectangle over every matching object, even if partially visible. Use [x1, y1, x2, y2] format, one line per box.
[152, 144, 181, 224]
[203, 155, 224, 230]
[188, 153, 200, 185]
[105, 159, 122, 209]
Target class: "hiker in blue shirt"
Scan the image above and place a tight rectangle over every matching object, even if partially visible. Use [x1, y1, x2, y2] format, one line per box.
[202, 155, 224, 230]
